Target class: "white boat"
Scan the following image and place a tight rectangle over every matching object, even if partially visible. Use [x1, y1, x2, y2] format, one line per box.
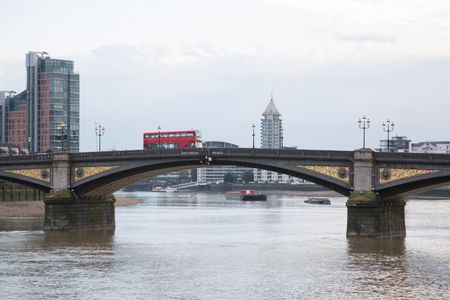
[152, 186, 177, 192]
[304, 197, 331, 205]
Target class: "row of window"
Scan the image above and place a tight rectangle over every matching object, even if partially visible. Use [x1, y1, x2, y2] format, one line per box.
[145, 142, 198, 149]
[146, 143, 179, 149]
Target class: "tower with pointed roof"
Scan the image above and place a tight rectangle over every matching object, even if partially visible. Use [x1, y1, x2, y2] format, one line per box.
[261, 94, 283, 149]
[255, 94, 291, 183]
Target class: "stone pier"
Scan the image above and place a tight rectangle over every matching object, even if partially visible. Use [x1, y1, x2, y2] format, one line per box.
[43, 153, 116, 231]
[44, 190, 115, 231]
[347, 149, 406, 238]
[346, 192, 406, 238]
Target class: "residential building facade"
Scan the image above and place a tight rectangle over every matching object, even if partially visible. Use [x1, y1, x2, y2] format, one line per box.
[411, 141, 450, 153]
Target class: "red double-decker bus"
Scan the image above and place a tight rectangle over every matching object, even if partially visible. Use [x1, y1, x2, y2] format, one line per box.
[143, 129, 202, 149]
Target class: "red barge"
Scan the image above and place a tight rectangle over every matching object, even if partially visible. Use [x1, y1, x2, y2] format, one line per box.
[225, 190, 267, 201]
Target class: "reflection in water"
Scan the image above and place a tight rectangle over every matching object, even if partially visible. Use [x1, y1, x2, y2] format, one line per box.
[343, 238, 414, 299]
[347, 237, 406, 256]
[40, 229, 115, 247]
[1, 193, 449, 299]
[0, 217, 43, 231]
[0, 229, 116, 299]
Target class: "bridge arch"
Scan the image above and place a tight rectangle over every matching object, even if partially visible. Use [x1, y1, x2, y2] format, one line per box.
[377, 170, 450, 199]
[72, 158, 352, 198]
[0, 172, 51, 192]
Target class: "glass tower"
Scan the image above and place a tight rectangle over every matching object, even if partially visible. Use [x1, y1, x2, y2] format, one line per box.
[26, 52, 80, 152]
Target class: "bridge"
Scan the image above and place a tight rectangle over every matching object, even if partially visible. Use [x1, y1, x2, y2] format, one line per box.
[2, 148, 450, 237]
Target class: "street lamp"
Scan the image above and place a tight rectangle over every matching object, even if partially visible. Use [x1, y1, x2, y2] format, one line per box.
[382, 119, 394, 152]
[252, 124, 255, 149]
[95, 123, 106, 151]
[358, 115, 370, 149]
[158, 126, 161, 149]
[27, 137, 32, 154]
[57, 122, 67, 151]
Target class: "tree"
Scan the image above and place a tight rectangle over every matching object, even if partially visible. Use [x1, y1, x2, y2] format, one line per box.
[241, 171, 254, 183]
[223, 172, 237, 183]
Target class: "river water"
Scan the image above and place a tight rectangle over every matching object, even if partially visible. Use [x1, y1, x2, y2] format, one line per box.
[1, 192, 449, 299]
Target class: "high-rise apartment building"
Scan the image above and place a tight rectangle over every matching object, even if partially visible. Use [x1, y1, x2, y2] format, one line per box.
[0, 52, 79, 152]
[260, 96, 283, 149]
[255, 95, 296, 183]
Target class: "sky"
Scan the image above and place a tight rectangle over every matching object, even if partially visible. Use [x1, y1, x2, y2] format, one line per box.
[1, 0, 450, 152]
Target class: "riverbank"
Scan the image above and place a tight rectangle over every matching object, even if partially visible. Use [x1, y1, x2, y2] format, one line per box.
[0, 196, 144, 219]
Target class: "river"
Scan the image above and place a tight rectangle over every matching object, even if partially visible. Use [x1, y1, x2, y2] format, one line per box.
[1, 192, 449, 299]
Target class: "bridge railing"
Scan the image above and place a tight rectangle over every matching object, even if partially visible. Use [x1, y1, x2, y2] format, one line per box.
[0, 153, 53, 162]
[70, 148, 205, 160]
[70, 148, 354, 160]
[210, 148, 353, 159]
[375, 152, 450, 163]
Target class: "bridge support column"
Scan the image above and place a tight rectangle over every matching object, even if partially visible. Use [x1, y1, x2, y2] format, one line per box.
[44, 190, 115, 231]
[346, 192, 405, 238]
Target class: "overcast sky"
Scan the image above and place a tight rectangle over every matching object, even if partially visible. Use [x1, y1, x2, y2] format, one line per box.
[1, 0, 450, 151]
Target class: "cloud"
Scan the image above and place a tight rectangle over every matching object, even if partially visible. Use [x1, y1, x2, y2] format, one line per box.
[337, 34, 397, 44]
[2, 1, 450, 152]
[70, 43, 450, 152]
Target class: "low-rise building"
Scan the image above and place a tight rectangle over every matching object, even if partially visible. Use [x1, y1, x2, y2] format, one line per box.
[378, 136, 411, 152]
[411, 141, 450, 153]
[197, 141, 254, 183]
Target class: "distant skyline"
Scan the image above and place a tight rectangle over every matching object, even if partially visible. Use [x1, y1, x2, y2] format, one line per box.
[1, 0, 450, 151]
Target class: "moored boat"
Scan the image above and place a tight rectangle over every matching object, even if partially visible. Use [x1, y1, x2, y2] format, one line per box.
[225, 190, 267, 201]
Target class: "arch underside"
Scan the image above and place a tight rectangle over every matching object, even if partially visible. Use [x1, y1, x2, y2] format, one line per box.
[73, 159, 352, 198]
[377, 172, 450, 199]
[0, 173, 51, 192]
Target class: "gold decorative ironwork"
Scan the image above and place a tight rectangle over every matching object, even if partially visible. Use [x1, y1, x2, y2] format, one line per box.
[74, 166, 119, 181]
[3, 168, 51, 183]
[296, 165, 350, 183]
[379, 168, 439, 184]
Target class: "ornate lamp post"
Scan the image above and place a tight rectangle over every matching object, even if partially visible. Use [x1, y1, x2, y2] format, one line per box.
[382, 119, 394, 152]
[57, 122, 67, 151]
[358, 115, 370, 149]
[158, 126, 161, 149]
[252, 124, 255, 149]
[95, 123, 106, 151]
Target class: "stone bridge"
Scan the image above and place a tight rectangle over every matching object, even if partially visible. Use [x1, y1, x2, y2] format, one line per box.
[1, 148, 450, 237]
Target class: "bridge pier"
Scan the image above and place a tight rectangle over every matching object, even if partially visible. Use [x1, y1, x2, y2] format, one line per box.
[346, 192, 406, 238]
[44, 190, 115, 231]
[347, 150, 406, 238]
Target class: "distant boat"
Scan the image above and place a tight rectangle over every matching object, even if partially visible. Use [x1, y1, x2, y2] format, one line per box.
[225, 190, 267, 201]
[151, 186, 177, 192]
[304, 197, 331, 205]
[165, 187, 178, 193]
